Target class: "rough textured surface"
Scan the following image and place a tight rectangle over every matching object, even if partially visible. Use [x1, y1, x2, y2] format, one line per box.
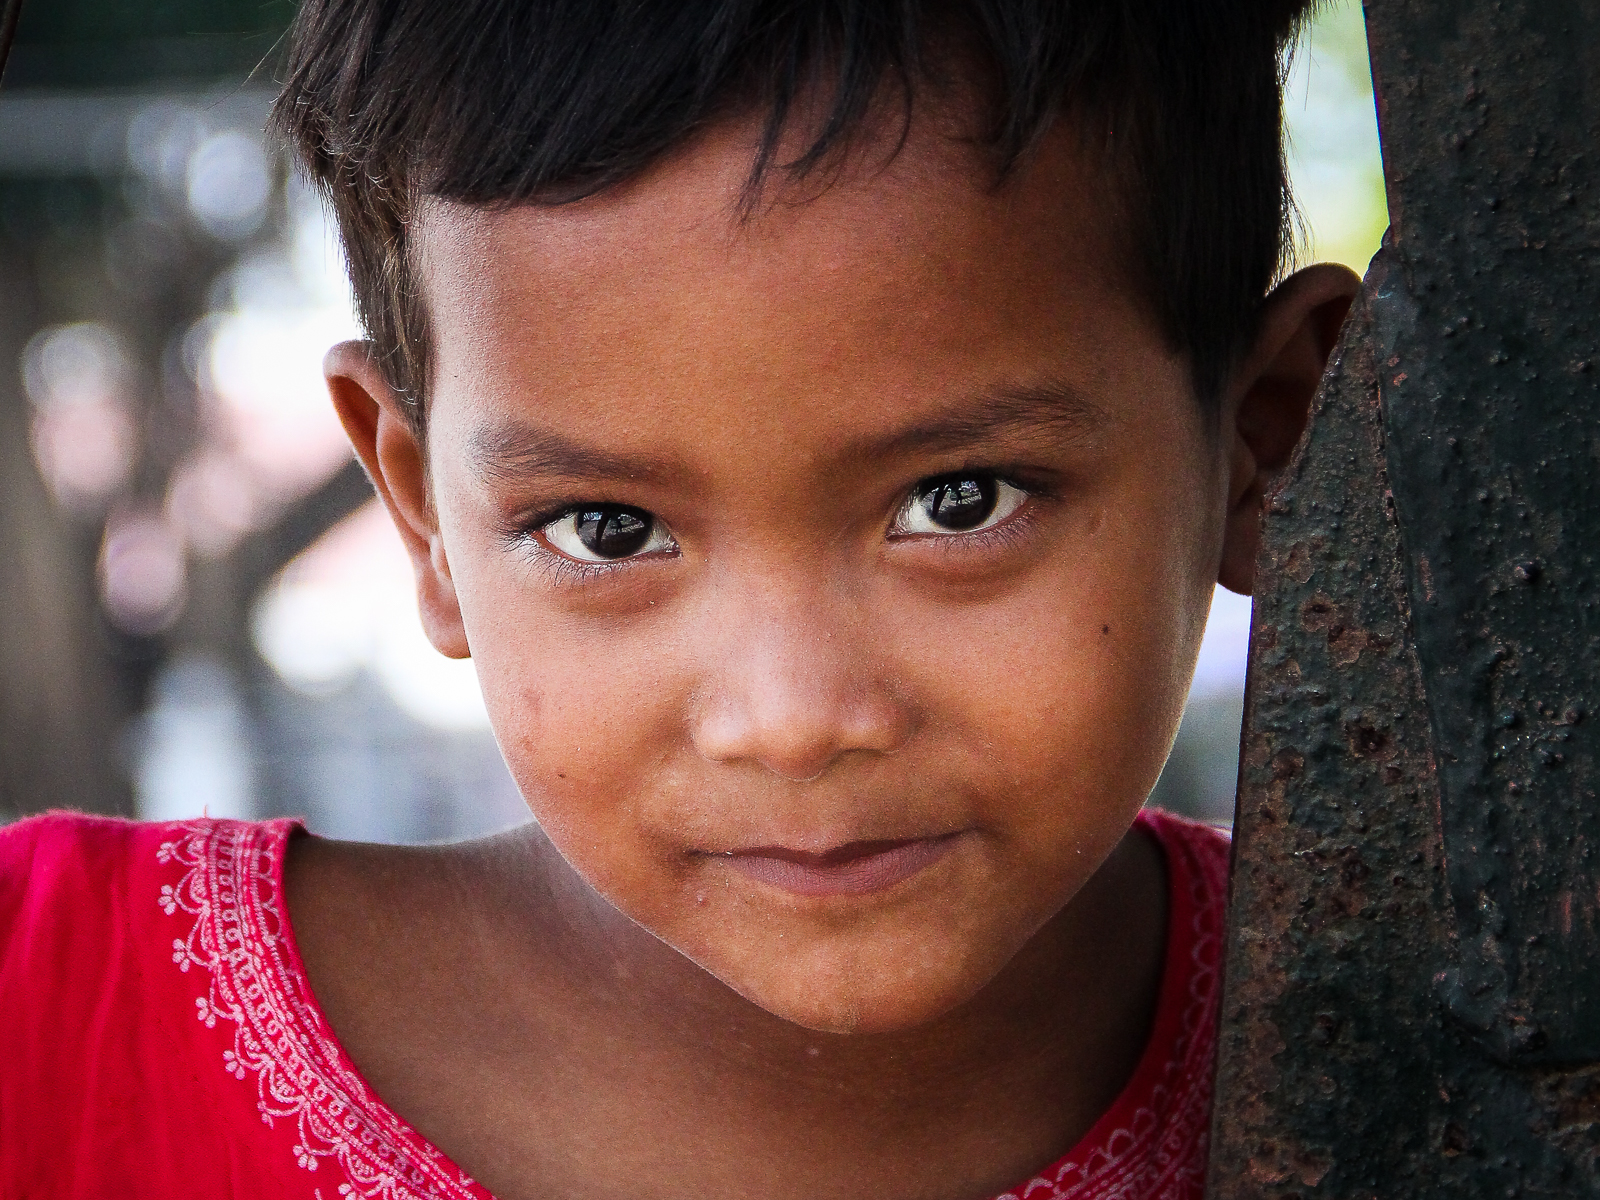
[1208, 0, 1600, 1193]
[1369, 0, 1600, 1065]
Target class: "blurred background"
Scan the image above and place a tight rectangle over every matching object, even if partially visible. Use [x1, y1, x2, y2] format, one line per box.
[0, 0, 1387, 840]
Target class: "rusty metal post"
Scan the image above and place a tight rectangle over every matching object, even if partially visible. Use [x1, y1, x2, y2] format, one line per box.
[1208, 1, 1600, 1195]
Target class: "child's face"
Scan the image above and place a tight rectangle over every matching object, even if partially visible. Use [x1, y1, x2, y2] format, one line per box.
[333, 112, 1306, 1034]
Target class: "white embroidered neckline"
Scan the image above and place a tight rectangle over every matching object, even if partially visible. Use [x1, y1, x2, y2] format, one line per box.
[157, 813, 1224, 1200]
[158, 820, 484, 1200]
[992, 813, 1227, 1200]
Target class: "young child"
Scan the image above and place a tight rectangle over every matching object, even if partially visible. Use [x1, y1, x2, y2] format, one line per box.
[0, 1, 1359, 1196]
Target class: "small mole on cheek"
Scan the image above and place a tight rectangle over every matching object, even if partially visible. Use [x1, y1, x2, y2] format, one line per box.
[557, 773, 566, 779]
[1102, 624, 1110, 635]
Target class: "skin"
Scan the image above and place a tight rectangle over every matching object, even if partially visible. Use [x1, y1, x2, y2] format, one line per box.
[286, 101, 1358, 1200]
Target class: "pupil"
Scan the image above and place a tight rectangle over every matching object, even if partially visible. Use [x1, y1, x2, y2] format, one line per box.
[574, 505, 652, 557]
[923, 476, 997, 530]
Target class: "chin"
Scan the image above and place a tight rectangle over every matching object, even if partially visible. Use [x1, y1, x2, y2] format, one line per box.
[726, 953, 999, 1036]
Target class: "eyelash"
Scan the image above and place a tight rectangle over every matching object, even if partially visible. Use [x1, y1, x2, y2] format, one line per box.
[529, 551, 621, 587]
[505, 501, 659, 584]
[905, 501, 1040, 554]
[507, 469, 1046, 583]
[888, 472, 1037, 541]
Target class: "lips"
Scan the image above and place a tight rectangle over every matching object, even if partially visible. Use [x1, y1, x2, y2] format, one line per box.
[711, 833, 960, 898]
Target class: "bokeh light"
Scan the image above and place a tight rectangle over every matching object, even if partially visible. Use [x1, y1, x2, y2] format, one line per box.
[99, 509, 188, 635]
[186, 130, 273, 241]
[22, 322, 138, 513]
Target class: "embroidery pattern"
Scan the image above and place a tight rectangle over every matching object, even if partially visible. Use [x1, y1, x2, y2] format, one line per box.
[156, 814, 1225, 1200]
[158, 821, 483, 1200]
[993, 815, 1229, 1200]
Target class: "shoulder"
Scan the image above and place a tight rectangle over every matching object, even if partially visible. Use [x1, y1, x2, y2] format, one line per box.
[1136, 806, 1231, 910]
[0, 814, 347, 1194]
[0, 810, 162, 932]
[1135, 809, 1231, 1029]
[2, 810, 232, 908]
[0, 811, 298, 981]
[0, 817, 299, 1094]
[0, 807, 138, 866]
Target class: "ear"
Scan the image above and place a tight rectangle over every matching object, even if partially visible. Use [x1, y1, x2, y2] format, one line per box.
[1217, 263, 1362, 595]
[323, 341, 470, 659]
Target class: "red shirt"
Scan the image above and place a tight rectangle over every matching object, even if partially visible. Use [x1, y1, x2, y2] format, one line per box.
[0, 808, 1227, 1199]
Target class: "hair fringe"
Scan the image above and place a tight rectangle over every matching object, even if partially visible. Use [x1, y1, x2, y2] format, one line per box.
[272, 0, 1319, 428]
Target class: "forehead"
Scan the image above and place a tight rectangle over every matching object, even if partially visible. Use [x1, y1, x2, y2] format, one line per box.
[414, 109, 1165, 453]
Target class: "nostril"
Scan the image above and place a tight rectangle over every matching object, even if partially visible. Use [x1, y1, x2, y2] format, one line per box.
[691, 705, 848, 780]
[690, 689, 911, 780]
[763, 757, 832, 784]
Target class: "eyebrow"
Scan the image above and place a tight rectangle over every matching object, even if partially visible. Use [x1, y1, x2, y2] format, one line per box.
[468, 422, 680, 485]
[467, 380, 1104, 484]
[846, 381, 1104, 463]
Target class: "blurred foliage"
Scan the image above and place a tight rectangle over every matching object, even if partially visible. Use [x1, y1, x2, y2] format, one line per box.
[1286, 0, 1390, 274]
[16, 0, 292, 42]
[9, 0, 294, 88]
[0, 0, 303, 819]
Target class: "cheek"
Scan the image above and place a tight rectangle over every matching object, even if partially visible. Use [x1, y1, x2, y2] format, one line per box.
[888, 587, 1171, 820]
[433, 540, 685, 864]
[470, 631, 708, 913]
[474, 634, 677, 814]
[885, 499, 1215, 836]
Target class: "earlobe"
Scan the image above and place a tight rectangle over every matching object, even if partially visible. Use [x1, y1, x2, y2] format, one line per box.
[323, 341, 471, 659]
[1216, 263, 1361, 595]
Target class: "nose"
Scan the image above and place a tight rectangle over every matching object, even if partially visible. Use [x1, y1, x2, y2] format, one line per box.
[689, 587, 912, 782]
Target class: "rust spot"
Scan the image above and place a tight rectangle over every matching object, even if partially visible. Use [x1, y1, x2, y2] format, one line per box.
[1301, 596, 1375, 665]
[1271, 748, 1306, 781]
[1532, 1065, 1600, 1134]
[1300, 595, 1335, 631]
[1346, 720, 1397, 760]
[1310, 1012, 1341, 1044]
[1339, 847, 1372, 888]
[1552, 1074, 1600, 1131]
[1284, 542, 1316, 584]
[1244, 1139, 1330, 1188]
[1327, 623, 1372, 666]
[1245, 1152, 1292, 1186]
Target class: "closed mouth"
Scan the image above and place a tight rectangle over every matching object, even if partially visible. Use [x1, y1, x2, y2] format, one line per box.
[707, 833, 962, 898]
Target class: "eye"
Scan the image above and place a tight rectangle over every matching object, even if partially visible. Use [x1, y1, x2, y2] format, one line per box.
[891, 473, 1028, 537]
[540, 504, 675, 562]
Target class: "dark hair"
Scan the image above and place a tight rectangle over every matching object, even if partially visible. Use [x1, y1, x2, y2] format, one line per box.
[273, 0, 1314, 429]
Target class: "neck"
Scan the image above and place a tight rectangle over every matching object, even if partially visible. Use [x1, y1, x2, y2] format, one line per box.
[475, 819, 1169, 1197]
